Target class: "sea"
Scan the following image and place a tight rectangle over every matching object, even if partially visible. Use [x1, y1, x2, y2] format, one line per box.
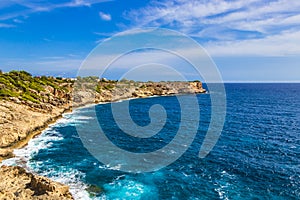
[2, 83, 300, 199]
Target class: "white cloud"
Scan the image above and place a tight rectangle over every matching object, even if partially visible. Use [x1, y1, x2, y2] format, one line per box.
[125, 0, 262, 31]
[126, 0, 300, 33]
[124, 0, 300, 56]
[13, 19, 23, 23]
[0, 0, 113, 25]
[99, 11, 111, 21]
[206, 30, 300, 56]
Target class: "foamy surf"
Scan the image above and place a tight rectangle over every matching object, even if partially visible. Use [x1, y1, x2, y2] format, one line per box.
[1, 114, 95, 200]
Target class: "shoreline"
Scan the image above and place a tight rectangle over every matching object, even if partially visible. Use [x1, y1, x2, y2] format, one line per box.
[0, 97, 146, 162]
[0, 106, 72, 162]
[0, 91, 205, 163]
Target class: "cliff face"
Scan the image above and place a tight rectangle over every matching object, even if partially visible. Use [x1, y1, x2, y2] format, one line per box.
[0, 73, 74, 199]
[74, 80, 206, 106]
[0, 100, 69, 157]
[0, 165, 73, 200]
[0, 71, 73, 159]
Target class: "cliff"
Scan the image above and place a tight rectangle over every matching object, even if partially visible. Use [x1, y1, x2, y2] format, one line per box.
[0, 100, 70, 159]
[73, 78, 206, 106]
[0, 71, 72, 160]
[0, 71, 74, 199]
[0, 165, 73, 199]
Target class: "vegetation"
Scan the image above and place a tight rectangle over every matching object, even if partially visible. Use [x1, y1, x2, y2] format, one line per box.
[0, 70, 73, 103]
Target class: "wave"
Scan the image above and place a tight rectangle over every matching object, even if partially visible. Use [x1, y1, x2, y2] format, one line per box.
[1, 116, 93, 199]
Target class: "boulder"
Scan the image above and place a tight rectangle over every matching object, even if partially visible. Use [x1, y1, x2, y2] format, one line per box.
[0, 166, 73, 200]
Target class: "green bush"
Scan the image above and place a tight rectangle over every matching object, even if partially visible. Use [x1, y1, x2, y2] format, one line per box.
[0, 88, 19, 98]
[22, 92, 40, 103]
[29, 82, 45, 92]
[95, 85, 102, 93]
[0, 77, 11, 86]
[104, 84, 114, 90]
[0, 70, 72, 103]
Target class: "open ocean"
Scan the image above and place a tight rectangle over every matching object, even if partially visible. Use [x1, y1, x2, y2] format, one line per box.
[2, 83, 300, 199]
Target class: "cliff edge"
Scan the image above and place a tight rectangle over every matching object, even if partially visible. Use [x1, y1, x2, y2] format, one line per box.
[0, 165, 73, 200]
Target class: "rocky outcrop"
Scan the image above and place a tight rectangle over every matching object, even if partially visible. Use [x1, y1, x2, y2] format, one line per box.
[0, 165, 73, 199]
[130, 81, 206, 98]
[74, 80, 206, 106]
[0, 73, 72, 160]
[0, 100, 70, 160]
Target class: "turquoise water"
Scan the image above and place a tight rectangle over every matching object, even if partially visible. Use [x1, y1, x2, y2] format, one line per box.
[3, 83, 300, 199]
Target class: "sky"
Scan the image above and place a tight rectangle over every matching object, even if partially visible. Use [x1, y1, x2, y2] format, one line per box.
[0, 0, 299, 82]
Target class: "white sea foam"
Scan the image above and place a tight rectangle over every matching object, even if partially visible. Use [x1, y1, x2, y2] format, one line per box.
[51, 111, 95, 127]
[1, 113, 96, 200]
[1, 128, 64, 169]
[38, 167, 92, 200]
[102, 177, 157, 199]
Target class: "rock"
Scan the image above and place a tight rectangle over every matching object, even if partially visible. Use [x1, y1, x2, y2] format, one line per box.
[9, 97, 21, 104]
[0, 100, 68, 149]
[189, 82, 206, 93]
[0, 166, 73, 200]
[0, 149, 14, 159]
[86, 185, 103, 197]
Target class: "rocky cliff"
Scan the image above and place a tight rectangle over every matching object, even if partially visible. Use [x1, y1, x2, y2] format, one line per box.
[0, 165, 73, 200]
[0, 71, 74, 199]
[0, 100, 70, 159]
[0, 71, 72, 160]
[73, 79, 206, 106]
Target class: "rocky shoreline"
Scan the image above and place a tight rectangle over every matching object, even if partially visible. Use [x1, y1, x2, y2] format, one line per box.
[0, 165, 73, 199]
[0, 72, 206, 199]
[0, 101, 71, 161]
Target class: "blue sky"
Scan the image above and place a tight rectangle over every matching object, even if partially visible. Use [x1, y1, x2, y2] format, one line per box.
[0, 0, 299, 82]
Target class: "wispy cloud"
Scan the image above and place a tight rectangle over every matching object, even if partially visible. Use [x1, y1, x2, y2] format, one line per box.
[0, 0, 113, 27]
[124, 0, 300, 56]
[0, 23, 15, 28]
[99, 11, 111, 21]
[206, 30, 300, 56]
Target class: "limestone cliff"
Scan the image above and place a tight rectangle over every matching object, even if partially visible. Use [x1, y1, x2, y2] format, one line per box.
[0, 165, 73, 200]
[74, 79, 206, 106]
[0, 100, 70, 159]
[0, 71, 72, 160]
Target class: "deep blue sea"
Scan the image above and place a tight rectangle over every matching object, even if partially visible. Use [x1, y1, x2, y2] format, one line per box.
[3, 83, 300, 199]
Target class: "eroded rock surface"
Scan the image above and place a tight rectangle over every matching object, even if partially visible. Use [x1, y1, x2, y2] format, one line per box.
[0, 165, 73, 200]
[74, 80, 206, 106]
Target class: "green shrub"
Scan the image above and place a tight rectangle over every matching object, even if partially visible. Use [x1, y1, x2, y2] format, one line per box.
[29, 82, 44, 92]
[95, 85, 102, 93]
[15, 80, 27, 91]
[0, 77, 11, 86]
[21, 92, 40, 103]
[104, 84, 114, 90]
[0, 88, 19, 97]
